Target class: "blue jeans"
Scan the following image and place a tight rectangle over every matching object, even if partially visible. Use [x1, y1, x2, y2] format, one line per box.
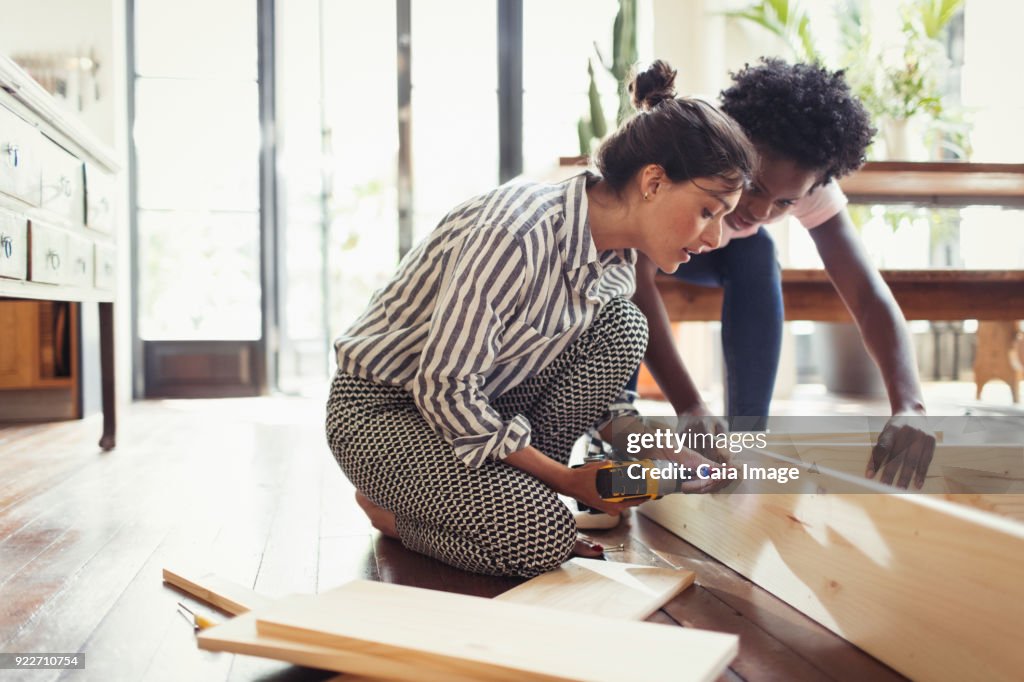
[630, 227, 783, 425]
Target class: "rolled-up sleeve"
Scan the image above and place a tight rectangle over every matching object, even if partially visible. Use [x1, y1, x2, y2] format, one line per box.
[410, 226, 532, 468]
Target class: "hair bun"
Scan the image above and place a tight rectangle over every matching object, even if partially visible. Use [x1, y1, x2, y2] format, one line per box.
[629, 60, 677, 111]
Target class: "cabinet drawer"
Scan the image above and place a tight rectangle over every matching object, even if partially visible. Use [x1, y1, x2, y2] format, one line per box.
[29, 221, 68, 285]
[67, 232, 94, 288]
[0, 104, 42, 206]
[0, 209, 28, 280]
[39, 136, 84, 225]
[85, 164, 116, 233]
[94, 242, 116, 291]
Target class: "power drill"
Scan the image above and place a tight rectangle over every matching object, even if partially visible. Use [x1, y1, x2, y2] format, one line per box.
[593, 459, 691, 502]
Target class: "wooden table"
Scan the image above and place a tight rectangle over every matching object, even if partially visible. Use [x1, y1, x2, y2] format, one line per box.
[657, 269, 1024, 322]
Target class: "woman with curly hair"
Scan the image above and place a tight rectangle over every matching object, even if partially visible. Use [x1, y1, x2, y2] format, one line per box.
[631, 58, 936, 489]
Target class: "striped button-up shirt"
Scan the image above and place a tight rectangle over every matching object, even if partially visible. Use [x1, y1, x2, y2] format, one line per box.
[334, 173, 640, 468]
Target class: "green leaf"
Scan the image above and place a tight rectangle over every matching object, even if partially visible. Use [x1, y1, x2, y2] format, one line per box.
[587, 60, 608, 139]
[577, 117, 593, 157]
[920, 0, 964, 40]
[725, 0, 820, 63]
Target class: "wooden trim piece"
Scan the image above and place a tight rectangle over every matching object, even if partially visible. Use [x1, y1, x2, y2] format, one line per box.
[162, 567, 275, 615]
[639, 448, 1024, 682]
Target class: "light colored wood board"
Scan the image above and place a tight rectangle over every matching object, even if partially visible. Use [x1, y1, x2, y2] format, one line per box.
[162, 566, 275, 615]
[764, 431, 943, 444]
[639, 472, 1024, 682]
[493, 557, 693, 620]
[253, 580, 737, 682]
[759, 443, 1024, 497]
[198, 608, 401, 680]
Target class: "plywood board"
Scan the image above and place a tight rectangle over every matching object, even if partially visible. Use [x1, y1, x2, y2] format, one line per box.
[253, 580, 737, 682]
[639, 452, 1024, 682]
[198, 607, 411, 681]
[759, 443, 1024, 518]
[763, 431, 944, 445]
[493, 557, 693, 620]
[766, 443, 1021, 480]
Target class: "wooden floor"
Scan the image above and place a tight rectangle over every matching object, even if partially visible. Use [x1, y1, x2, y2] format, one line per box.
[0, 397, 905, 682]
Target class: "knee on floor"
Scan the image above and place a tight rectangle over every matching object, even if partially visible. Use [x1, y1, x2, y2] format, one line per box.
[484, 509, 577, 578]
[503, 533, 576, 578]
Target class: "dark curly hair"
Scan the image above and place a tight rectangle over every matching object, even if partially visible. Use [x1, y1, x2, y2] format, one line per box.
[719, 58, 875, 187]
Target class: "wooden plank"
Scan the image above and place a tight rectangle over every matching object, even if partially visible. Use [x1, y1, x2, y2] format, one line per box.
[251, 580, 737, 682]
[493, 557, 693, 620]
[638, 455, 1024, 682]
[762, 443, 1023, 495]
[839, 161, 1024, 207]
[163, 567, 275, 615]
[187, 557, 695, 676]
[199, 606, 441, 681]
[757, 443, 1024, 520]
[631, 514, 906, 682]
[764, 431, 943, 445]
[656, 271, 1024, 322]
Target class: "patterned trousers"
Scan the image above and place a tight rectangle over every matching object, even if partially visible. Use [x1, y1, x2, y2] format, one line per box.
[325, 298, 648, 577]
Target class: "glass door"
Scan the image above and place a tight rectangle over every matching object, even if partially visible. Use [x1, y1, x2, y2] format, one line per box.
[131, 0, 267, 397]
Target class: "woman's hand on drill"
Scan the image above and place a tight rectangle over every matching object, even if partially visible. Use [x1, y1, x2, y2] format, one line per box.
[560, 462, 648, 516]
[504, 445, 642, 515]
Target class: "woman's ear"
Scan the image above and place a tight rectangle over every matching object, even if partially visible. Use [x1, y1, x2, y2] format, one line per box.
[639, 164, 665, 201]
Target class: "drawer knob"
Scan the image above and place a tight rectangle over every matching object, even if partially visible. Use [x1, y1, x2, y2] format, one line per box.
[76, 257, 87, 272]
[104, 262, 113, 275]
[47, 249, 61, 270]
[60, 176, 72, 197]
[3, 143, 18, 168]
[1, 234, 11, 258]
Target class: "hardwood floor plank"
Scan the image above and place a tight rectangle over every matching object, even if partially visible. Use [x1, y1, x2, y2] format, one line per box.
[0, 448, 177, 643]
[142, 408, 308, 682]
[318, 450, 374, 540]
[61, 517, 236, 680]
[316, 535, 378, 592]
[4, 519, 168, 659]
[227, 426, 330, 682]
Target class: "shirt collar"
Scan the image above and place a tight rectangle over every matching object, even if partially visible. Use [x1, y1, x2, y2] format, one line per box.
[562, 171, 601, 273]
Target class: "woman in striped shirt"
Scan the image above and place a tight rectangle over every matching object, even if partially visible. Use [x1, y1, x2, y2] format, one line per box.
[326, 60, 756, 577]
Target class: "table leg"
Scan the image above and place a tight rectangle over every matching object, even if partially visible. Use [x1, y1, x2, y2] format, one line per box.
[99, 301, 116, 450]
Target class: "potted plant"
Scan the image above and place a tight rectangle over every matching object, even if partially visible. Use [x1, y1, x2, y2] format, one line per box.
[575, 0, 638, 157]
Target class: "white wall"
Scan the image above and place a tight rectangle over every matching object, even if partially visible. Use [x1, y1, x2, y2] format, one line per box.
[651, 0, 789, 98]
[0, 0, 122, 150]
